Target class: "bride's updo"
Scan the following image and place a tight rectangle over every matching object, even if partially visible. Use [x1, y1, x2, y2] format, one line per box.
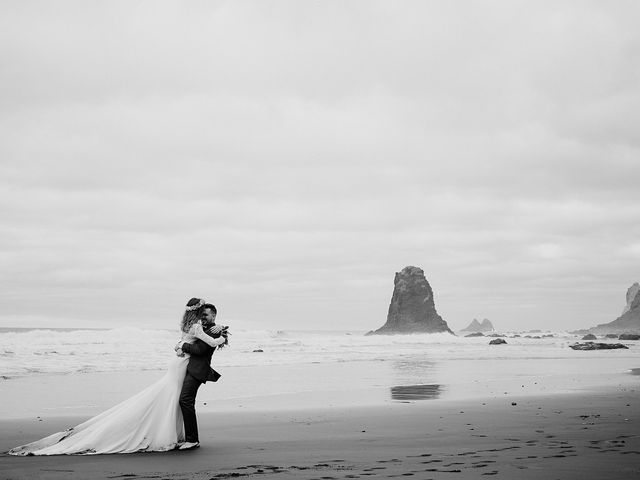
[180, 297, 217, 332]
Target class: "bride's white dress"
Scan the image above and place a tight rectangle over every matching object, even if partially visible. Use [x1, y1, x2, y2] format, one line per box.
[8, 323, 223, 455]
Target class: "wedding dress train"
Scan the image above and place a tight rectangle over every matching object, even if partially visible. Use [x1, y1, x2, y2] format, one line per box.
[9, 356, 188, 455]
[8, 322, 221, 455]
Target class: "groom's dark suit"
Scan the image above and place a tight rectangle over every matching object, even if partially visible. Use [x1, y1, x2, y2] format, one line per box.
[179, 336, 222, 443]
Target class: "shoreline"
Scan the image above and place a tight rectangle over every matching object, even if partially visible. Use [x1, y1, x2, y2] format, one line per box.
[2, 387, 639, 479]
[2, 355, 639, 421]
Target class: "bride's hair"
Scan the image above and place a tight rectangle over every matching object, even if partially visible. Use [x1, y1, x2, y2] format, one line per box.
[181, 297, 217, 332]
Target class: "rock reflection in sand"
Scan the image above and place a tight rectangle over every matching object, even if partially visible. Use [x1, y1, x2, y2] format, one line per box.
[390, 384, 442, 401]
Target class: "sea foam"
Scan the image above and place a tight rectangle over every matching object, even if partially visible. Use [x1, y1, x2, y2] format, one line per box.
[1, 327, 636, 379]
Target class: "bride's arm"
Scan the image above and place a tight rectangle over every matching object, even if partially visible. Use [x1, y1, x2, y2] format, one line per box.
[191, 323, 226, 348]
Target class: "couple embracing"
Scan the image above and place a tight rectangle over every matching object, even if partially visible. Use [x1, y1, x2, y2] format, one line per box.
[8, 297, 228, 455]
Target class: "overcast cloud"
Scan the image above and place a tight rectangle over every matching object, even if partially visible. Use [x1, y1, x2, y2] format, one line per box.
[1, 1, 639, 332]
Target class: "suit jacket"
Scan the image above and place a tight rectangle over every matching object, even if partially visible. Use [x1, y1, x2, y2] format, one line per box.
[181, 339, 222, 384]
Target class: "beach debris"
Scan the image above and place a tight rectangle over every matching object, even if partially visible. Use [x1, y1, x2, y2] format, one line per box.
[489, 338, 507, 345]
[569, 342, 628, 350]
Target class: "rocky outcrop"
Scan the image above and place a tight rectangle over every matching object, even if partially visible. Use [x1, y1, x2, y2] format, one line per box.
[370, 266, 453, 335]
[461, 318, 494, 333]
[569, 342, 628, 350]
[489, 338, 507, 345]
[582, 334, 597, 340]
[590, 282, 640, 334]
[622, 283, 640, 315]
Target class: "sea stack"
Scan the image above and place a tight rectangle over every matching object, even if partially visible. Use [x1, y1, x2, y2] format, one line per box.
[370, 266, 453, 335]
[461, 318, 494, 333]
[590, 282, 640, 334]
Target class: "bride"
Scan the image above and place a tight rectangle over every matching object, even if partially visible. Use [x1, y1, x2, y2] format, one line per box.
[8, 297, 227, 455]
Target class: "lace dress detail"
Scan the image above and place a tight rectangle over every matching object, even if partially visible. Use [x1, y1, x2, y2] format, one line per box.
[7, 323, 222, 456]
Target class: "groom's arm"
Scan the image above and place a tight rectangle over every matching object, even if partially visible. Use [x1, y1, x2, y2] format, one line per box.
[181, 338, 214, 356]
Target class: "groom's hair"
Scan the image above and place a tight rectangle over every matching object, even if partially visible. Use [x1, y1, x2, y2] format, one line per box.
[201, 303, 217, 316]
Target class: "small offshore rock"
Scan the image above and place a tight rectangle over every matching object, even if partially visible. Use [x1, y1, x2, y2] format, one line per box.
[489, 338, 507, 345]
[461, 318, 495, 333]
[619, 334, 640, 340]
[569, 342, 628, 350]
[582, 334, 597, 340]
[252, 349, 264, 353]
[465, 332, 484, 337]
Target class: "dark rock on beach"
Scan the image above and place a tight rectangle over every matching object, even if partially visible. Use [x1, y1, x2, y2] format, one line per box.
[619, 334, 640, 340]
[489, 338, 507, 345]
[569, 342, 629, 350]
[582, 334, 597, 340]
[370, 266, 453, 335]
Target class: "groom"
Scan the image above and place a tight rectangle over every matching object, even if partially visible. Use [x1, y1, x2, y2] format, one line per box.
[177, 303, 227, 450]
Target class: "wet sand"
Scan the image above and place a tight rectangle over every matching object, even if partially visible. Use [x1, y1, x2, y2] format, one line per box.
[1, 387, 639, 479]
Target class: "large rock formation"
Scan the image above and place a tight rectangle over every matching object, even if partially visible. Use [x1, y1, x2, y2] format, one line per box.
[370, 266, 453, 335]
[590, 282, 640, 334]
[622, 283, 640, 315]
[461, 318, 494, 333]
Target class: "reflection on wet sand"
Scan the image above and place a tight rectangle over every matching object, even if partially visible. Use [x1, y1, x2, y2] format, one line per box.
[390, 384, 442, 401]
[630, 368, 640, 376]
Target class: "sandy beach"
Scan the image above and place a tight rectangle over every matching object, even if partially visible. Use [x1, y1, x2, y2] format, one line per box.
[2, 386, 639, 480]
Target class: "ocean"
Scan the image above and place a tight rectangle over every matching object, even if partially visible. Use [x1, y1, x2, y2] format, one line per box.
[1, 327, 639, 419]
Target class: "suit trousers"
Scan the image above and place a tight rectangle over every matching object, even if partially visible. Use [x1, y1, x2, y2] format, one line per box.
[179, 371, 203, 443]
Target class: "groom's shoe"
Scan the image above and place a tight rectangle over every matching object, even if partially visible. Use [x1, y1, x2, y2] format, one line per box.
[179, 441, 200, 450]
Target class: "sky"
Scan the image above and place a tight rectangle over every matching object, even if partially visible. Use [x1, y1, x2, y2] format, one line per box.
[1, 1, 639, 332]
